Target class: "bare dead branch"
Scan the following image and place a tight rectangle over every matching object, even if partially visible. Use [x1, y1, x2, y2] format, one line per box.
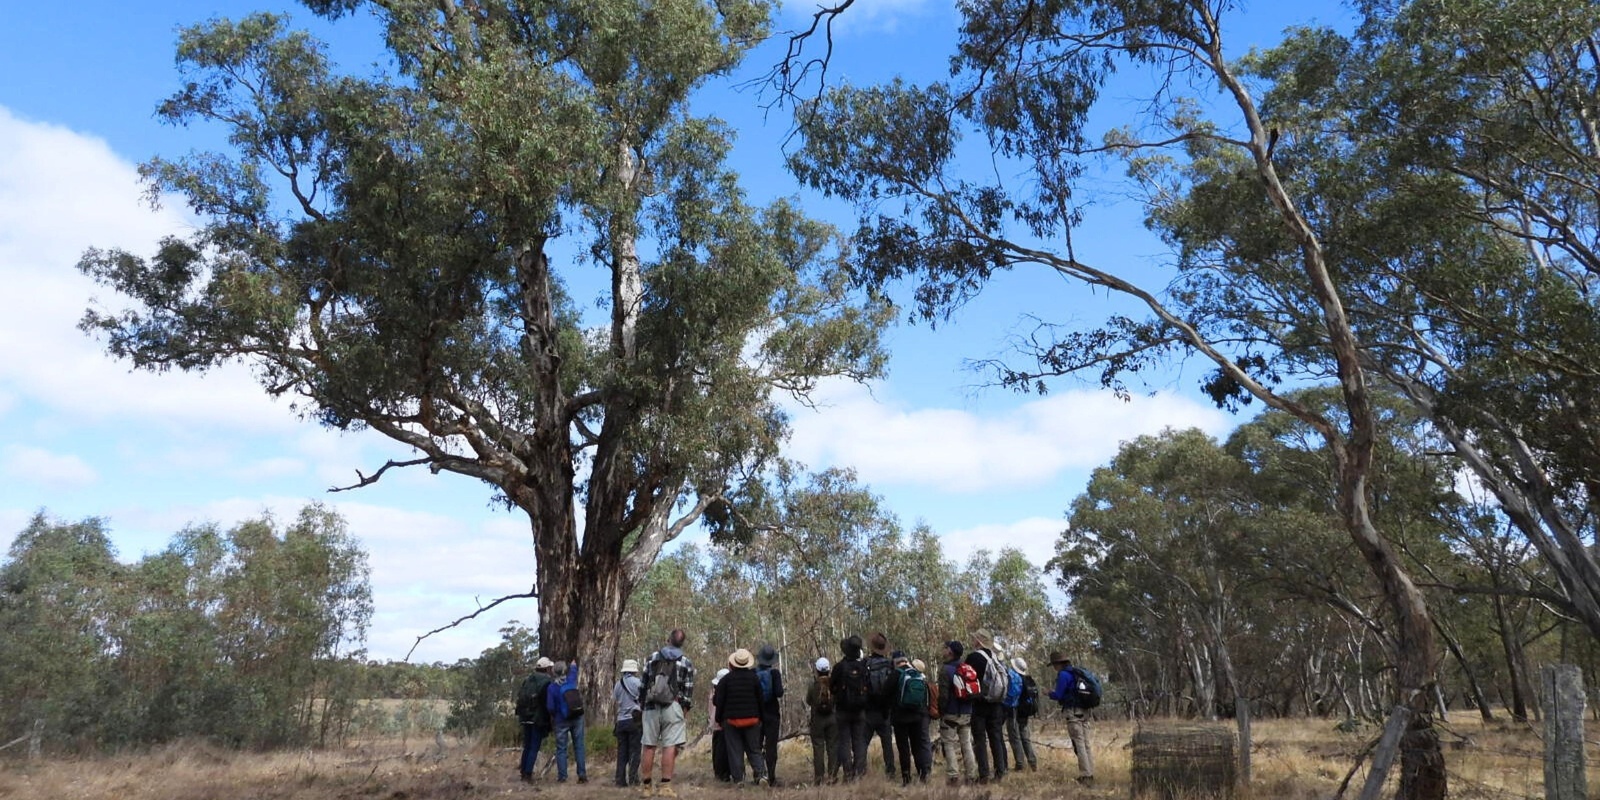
[404, 588, 539, 662]
[748, 0, 855, 111]
[329, 457, 434, 492]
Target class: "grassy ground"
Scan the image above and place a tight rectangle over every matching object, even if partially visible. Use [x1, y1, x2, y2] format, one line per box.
[0, 715, 1586, 799]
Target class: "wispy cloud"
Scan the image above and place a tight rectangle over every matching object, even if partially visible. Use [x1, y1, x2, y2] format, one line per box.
[786, 380, 1231, 492]
[0, 445, 98, 490]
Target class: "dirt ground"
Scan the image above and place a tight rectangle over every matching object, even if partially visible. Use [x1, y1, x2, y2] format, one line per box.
[0, 716, 1582, 799]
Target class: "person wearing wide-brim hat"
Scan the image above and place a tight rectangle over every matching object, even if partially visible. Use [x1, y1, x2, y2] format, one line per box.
[715, 649, 770, 786]
[614, 659, 645, 787]
[1046, 651, 1095, 784]
[965, 628, 1007, 784]
[1004, 657, 1039, 772]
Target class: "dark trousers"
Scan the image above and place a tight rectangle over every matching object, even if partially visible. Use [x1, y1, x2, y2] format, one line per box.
[810, 713, 838, 782]
[971, 703, 1007, 781]
[724, 723, 768, 783]
[712, 730, 731, 781]
[834, 710, 868, 780]
[760, 715, 781, 783]
[520, 723, 549, 777]
[615, 726, 642, 785]
[865, 707, 896, 776]
[892, 717, 932, 781]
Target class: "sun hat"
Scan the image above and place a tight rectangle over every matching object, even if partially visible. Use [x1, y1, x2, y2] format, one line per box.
[815, 657, 831, 673]
[621, 659, 640, 674]
[972, 628, 994, 647]
[757, 644, 779, 667]
[729, 648, 755, 669]
[1048, 651, 1071, 666]
[535, 656, 555, 670]
[912, 659, 927, 672]
[1011, 657, 1028, 675]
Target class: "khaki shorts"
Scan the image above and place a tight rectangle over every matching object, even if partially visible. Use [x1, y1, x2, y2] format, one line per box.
[642, 702, 686, 748]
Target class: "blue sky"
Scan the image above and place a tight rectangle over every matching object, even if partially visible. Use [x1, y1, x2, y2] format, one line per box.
[0, 0, 1352, 662]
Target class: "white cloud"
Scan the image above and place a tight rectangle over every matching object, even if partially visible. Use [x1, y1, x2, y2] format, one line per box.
[939, 516, 1063, 569]
[0, 106, 302, 435]
[787, 380, 1231, 492]
[0, 445, 98, 490]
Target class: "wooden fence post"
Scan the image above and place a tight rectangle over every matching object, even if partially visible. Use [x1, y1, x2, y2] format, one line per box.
[1542, 664, 1587, 800]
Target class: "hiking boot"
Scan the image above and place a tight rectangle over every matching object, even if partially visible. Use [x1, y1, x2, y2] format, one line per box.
[639, 783, 656, 797]
[1077, 775, 1095, 786]
[756, 776, 769, 788]
[657, 784, 679, 798]
[577, 776, 588, 784]
[520, 773, 533, 784]
[947, 777, 961, 788]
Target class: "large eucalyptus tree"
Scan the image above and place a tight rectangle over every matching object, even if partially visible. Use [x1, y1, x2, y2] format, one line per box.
[78, 0, 888, 700]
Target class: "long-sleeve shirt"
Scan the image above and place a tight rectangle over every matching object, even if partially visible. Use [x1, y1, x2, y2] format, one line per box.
[645, 647, 697, 709]
[1049, 667, 1077, 708]
[547, 663, 580, 722]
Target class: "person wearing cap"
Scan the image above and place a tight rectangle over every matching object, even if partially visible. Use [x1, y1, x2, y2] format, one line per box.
[614, 659, 645, 787]
[889, 651, 932, 785]
[805, 657, 839, 784]
[714, 649, 770, 786]
[640, 629, 696, 798]
[965, 629, 1007, 784]
[754, 644, 786, 785]
[1048, 652, 1094, 784]
[913, 658, 938, 777]
[938, 641, 975, 786]
[515, 657, 556, 782]
[709, 668, 732, 782]
[1004, 657, 1038, 772]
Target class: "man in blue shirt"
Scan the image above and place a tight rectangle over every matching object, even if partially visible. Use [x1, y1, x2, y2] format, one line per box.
[1047, 651, 1094, 784]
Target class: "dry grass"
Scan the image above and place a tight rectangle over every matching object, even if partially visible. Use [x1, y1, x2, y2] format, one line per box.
[0, 715, 1591, 800]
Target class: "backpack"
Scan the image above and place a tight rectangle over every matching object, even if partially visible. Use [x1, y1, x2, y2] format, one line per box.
[1003, 666, 1023, 708]
[812, 677, 834, 715]
[1017, 674, 1039, 718]
[516, 673, 552, 725]
[645, 654, 681, 707]
[834, 658, 871, 712]
[951, 663, 980, 700]
[562, 684, 585, 719]
[897, 667, 929, 712]
[758, 668, 775, 704]
[1068, 666, 1103, 710]
[865, 655, 895, 702]
[977, 652, 1009, 704]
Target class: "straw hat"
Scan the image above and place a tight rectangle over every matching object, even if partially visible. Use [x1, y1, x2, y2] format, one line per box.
[1011, 656, 1028, 675]
[729, 648, 755, 669]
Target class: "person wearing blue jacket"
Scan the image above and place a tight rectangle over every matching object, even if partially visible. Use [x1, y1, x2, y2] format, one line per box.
[1047, 651, 1093, 784]
[547, 660, 589, 783]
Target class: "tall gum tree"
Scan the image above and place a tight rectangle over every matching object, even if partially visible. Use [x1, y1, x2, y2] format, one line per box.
[788, 1, 1446, 794]
[77, 0, 889, 705]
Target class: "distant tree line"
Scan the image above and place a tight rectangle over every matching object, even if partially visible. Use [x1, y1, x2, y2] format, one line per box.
[0, 504, 371, 751]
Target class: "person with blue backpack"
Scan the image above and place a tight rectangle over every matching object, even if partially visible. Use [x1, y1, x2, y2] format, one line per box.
[1004, 657, 1039, 771]
[546, 660, 588, 784]
[1048, 651, 1098, 785]
[755, 644, 786, 786]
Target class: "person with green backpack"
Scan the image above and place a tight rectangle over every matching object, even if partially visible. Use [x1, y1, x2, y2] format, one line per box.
[889, 652, 932, 785]
[1048, 651, 1098, 785]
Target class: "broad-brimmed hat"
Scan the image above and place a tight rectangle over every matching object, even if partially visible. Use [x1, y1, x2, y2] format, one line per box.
[757, 644, 779, 668]
[1011, 656, 1029, 675]
[1048, 651, 1071, 667]
[729, 648, 755, 669]
[621, 659, 640, 674]
[912, 659, 927, 673]
[535, 656, 555, 670]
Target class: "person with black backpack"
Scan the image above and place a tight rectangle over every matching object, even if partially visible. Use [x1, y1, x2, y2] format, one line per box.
[964, 628, 1008, 784]
[755, 644, 785, 785]
[805, 657, 839, 785]
[640, 629, 697, 798]
[1048, 651, 1096, 785]
[828, 635, 870, 781]
[889, 652, 932, 785]
[515, 657, 556, 783]
[861, 632, 898, 779]
[546, 660, 588, 783]
[614, 659, 645, 787]
[1005, 657, 1039, 772]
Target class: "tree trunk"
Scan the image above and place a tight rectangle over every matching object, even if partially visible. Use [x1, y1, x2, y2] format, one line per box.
[1436, 617, 1495, 721]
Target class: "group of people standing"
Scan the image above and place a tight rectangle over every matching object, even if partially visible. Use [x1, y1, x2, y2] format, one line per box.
[515, 626, 1098, 791]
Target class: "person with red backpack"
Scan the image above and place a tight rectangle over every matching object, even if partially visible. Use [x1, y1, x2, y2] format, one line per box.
[805, 657, 839, 785]
[1048, 651, 1096, 785]
[937, 641, 976, 786]
[828, 635, 870, 781]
